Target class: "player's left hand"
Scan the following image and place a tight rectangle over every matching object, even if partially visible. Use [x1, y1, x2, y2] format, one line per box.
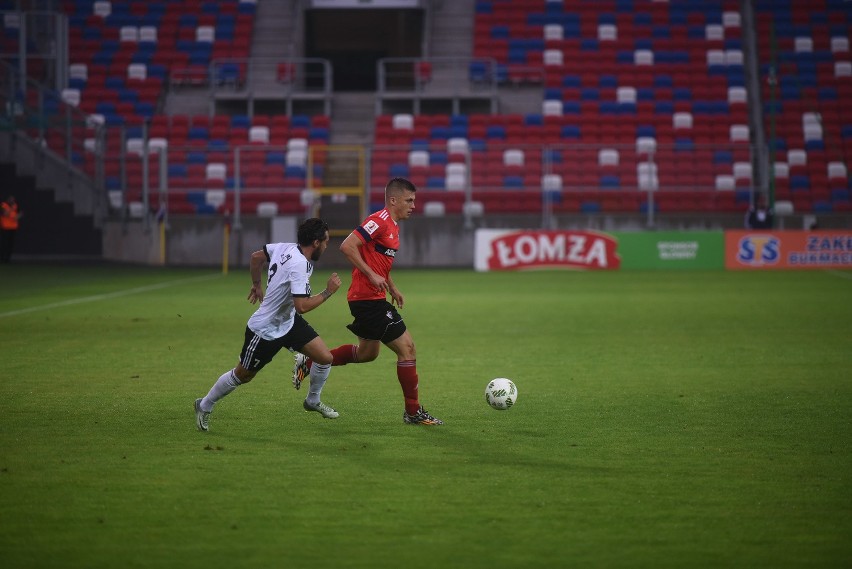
[327, 272, 342, 294]
[390, 289, 404, 309]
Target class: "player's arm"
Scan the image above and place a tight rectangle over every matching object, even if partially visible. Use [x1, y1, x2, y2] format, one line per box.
[247, 249, 267, 304]
[340, 232, 388, 292]
[293, 272, 342, 314]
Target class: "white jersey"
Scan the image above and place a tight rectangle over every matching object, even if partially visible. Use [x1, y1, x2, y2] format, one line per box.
[247, 242, 313, 340]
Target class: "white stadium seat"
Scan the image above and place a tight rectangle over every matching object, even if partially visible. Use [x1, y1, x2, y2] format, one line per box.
[119, 26, 138, 42]
[542, 100, 562, 116]
[598, 24, 617, 41]
[249, 126, 269, 144]
[730, 125, 749, 142]
[831, 37, 849, 53]
[447, 137, 469, 156]
[541, 174, 562, 192]
[634, 49, 654, 65]
[543, 49, 563, 66]
[794, 37, 813, 53]
[787, 149, 807, 166]
[636, 137, 657, 154]
[392, 113, 413, 130]
[503, 149, 524, 166]
[423, 202, 446, 216]
[715, 175, 735, 191]
[206, 163, 226, 180]
[598, 148, 619, 167]
[408, 150, 429, 167]
[543, 24, 563, 41]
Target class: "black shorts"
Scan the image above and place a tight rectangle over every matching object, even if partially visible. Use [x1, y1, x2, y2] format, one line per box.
[346, 299, 407, 344]
[239, 314, 319, 372]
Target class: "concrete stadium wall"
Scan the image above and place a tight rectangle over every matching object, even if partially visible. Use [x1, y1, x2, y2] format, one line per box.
[102, 212, 849, 269]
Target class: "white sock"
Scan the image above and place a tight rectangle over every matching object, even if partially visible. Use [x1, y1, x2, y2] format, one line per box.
[200, 369, 242, 412]
[306, 362, 331, 405]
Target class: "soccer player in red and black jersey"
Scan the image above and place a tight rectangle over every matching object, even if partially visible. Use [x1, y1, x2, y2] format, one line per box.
[293, 178, 443, 425]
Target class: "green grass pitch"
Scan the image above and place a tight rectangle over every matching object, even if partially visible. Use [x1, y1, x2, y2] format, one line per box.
[0, 264, 850, 568]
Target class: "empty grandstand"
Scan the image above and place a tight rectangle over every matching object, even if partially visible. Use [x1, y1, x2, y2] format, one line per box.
[0, 0, 849, 263]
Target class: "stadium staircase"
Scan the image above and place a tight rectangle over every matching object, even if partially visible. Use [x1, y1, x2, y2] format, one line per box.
[429, 0, 475, 60]
[0, 163, 101, 258]
[247, 0, 297, 97]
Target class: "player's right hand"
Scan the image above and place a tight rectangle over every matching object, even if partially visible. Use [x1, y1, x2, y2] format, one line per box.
[369, 273, 389, 292]
[248, 284, 264, 304]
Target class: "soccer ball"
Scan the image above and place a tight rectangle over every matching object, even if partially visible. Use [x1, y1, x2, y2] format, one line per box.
[485, 378, 518, 410]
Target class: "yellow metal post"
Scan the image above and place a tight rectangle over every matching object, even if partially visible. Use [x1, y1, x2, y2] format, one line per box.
[159, 220, 166, 265]
[222, 221, 230, 275]
[308, 145, 366, 236]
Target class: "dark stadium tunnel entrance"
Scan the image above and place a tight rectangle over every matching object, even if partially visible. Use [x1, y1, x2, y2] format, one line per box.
[305, 7, 424, 92]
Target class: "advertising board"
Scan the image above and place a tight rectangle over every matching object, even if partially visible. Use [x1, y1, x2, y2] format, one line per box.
[613, 231, 724, 269]
[474, 229, 620, 271]
[725, 231, 852, 270]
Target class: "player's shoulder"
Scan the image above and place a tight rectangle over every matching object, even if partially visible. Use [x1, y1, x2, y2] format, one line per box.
[364, 208, 393, 223]
[267, 242, 303, 264]
[362, 208, 394, 233]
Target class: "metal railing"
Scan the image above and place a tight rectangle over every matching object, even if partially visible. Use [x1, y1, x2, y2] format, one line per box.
[207, 57, 334, 116]
[370, 141, 757, 228]
[0, 9, 68, 94]
[376, 57, 500, 115]
[88, 134, 757, 234]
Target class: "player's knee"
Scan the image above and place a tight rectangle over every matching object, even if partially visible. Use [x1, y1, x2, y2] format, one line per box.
[356, 345, 380, 363]
[356, 351, 378, 363]
[312, 351, 333, 366]
[235, 365, 256, 383]
[395, 340, 416, 360]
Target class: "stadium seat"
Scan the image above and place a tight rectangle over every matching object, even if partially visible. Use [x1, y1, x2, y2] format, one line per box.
[93, 1, 111, 19]
[392, 114, 414, 130]
[249, 126, 269, 144]
[408, 150, 430, 168]
[447, 137, 470, 157]
[503, 149, 524, 166]
[148, 138, 168, 154]
[423, 201, 446, 216]
[206, 163, 226, 181]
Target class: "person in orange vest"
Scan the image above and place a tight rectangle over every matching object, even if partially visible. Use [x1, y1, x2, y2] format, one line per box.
[1, 195, 22, 263]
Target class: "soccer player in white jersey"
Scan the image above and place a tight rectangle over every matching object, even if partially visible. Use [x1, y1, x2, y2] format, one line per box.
[194, 218, 342, 431]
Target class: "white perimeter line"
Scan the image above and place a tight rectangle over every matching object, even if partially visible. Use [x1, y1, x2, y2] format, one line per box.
[826, 270, 852, 281]
[0, 273, 220, 319]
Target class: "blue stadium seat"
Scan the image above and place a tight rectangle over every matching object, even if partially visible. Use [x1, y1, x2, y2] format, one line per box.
[503, 175, 523, 188]
[389, 164, 409, 177]
[265, 152, 286, 165]
[600, 175, 620, 188]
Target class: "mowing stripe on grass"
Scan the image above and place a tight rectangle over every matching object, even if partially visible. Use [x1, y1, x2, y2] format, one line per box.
[826, 269, 852, 281]
[0, 274, 220, 319]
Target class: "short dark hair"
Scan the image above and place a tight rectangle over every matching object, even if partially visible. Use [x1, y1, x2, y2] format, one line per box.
[297, 218, 329, 246]
[385, 177, 417, 201]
